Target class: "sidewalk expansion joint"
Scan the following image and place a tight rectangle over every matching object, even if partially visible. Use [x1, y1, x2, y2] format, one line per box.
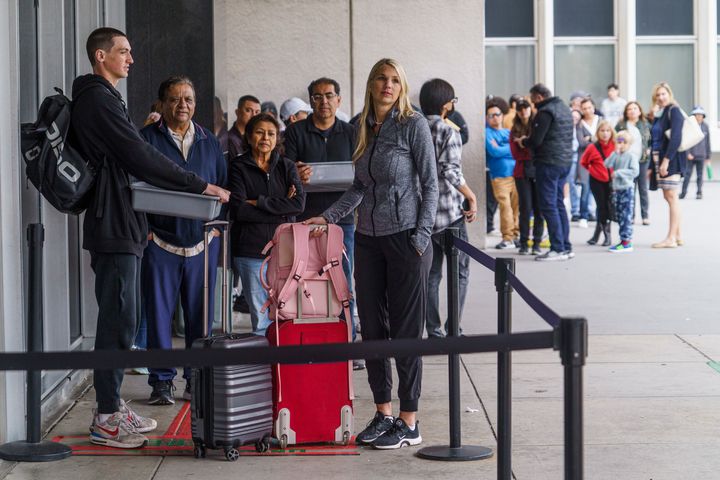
[675, 334, 716, 362]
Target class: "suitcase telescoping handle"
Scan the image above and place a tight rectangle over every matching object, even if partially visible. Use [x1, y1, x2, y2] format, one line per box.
[203, 220, 230, 337]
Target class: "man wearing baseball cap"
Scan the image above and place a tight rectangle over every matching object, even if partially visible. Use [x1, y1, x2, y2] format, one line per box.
[280, 97, 313, 125]
[681, 106, 711, 199]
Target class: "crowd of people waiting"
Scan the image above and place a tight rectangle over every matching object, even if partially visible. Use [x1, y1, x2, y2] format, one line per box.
[485, 82, 712, 260]
[73, 26, 713, 453]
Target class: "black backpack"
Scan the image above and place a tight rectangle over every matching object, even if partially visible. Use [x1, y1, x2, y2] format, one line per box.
[21, 87, 96, 214]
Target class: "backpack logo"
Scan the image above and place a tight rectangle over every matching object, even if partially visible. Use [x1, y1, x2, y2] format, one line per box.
[21, 87, 96, 214]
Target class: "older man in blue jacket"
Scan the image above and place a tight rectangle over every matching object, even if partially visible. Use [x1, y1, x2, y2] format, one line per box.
[140, 76, 227, 406]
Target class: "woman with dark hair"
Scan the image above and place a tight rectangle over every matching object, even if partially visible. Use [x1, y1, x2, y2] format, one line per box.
[648, 82, 686, 247]
[510, 99, 543, 254]
[305, 58, 438, 449]
[615, 101, 651, 225]
[228, 113, 305, 335]
[419, 78, 477, 339]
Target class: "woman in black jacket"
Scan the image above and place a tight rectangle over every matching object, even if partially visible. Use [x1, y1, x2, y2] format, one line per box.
[648, 82, 686, 248]
[228, 113, 305, 334]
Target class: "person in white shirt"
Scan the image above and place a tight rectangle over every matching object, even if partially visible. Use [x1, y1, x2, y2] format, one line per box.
[600, 83, 627, 128]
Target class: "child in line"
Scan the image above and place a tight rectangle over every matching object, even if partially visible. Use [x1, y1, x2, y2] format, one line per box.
[604, 130, 640, 253]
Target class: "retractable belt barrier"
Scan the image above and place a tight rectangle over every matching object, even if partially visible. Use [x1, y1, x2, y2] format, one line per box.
[0, 224, 587, 480]
[0, 332, 556, 372]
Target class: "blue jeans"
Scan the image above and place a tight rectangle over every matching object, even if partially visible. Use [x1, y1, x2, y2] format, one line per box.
[536, 163, 572, 253]
[613, 186, 635, 241]
[234, 257, 271, 335]
[339, 223, 357, 341]
[566, 157, 580, 217]
[426, 220, 469, 337]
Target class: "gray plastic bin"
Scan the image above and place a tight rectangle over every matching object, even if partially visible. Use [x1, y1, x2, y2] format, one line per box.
[130, 182, 222, 220]
[304, 162, 354, 192]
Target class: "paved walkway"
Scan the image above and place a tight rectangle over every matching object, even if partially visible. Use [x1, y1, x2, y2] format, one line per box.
[2, 183, 719, 480]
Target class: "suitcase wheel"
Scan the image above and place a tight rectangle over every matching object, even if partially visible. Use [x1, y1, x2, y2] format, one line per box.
[279, 434, 288, 449]
[224, 447, 240, 462]
[193, 445, 206, 459]
[255, 436, 271, 453]
[342, 431, 350, 446]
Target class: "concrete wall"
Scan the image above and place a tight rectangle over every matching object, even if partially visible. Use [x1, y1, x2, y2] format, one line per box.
[215, 0, 487, 243]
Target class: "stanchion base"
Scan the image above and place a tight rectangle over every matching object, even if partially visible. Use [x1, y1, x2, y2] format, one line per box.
[416, 444, 493, 461]
[0, 440, 72, 462]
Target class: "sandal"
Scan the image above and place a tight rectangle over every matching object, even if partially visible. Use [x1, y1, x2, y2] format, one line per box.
[651, 240, 678, 249]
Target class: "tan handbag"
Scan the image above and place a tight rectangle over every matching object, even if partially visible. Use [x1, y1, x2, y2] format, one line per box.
[664, 107, 704, 152]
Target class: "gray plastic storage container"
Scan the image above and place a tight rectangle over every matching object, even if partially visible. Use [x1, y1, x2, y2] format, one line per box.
[304, 162, 354, 192]
[130, 182, 222, 220]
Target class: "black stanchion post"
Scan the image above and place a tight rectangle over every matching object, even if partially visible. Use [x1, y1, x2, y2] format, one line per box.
[416, 228, 493, 462]
[495, 257, 515, 480]
[559, 317, 588, 480]
[0, 224, 72, 462]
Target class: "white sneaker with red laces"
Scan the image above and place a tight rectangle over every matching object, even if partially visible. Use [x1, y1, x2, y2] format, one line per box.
[89, 411, 148, 449]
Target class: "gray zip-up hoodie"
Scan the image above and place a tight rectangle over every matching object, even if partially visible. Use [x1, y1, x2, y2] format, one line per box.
[323, 109, 438, 252]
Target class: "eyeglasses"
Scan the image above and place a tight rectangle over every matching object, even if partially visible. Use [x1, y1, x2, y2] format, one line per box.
[487, 113, 502, 118]
[310, 93, 338, 103]
[616, 139, 626, 143]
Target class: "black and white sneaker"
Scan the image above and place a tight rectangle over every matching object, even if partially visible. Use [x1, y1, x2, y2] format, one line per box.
[148, 380, 175, 405]
[371, 418, 422, 449]
[355, 411, 395, 444]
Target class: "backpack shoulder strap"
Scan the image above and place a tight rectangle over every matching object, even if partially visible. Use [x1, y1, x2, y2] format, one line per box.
[275, 223, 310, 313]
[594, 141, 608, 161]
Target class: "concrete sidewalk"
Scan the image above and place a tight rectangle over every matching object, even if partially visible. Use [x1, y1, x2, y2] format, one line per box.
[2, 184, 720, 480]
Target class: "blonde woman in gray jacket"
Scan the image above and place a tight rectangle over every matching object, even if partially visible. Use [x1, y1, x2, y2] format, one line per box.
[305, 58, 438, 449]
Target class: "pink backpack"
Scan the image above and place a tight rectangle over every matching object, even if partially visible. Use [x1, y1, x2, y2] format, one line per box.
[260, 223, 351, 326]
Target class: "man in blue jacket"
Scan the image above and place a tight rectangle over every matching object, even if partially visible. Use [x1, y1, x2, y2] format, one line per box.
[70, 28, 229, 449]
[140, 76, 227, 406]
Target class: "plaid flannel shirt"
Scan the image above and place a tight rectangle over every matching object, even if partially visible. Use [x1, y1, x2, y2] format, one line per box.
[427, 115, 466, 233]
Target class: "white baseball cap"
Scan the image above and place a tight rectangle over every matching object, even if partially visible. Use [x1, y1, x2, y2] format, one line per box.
[280, 97, 313, 122]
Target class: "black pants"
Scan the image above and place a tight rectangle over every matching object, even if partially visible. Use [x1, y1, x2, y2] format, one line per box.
[354, 230, 432, 412]
[589, 176, 612, 224]
[515, 177, 544, 245]
[91, 252, 141, 414]
[681, 159, 704, 196]
[486, 173, 498, 233]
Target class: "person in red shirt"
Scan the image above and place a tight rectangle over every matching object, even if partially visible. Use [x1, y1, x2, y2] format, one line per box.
[580, 120, 615, 246]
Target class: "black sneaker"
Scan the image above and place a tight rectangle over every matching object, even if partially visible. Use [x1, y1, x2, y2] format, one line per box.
[518, 245, 530, 255]
[371, 418, 422, 449]
[531, 245, 542, 255]
[148, 380, 175, 405]
[182, 381, 192, 401]
[355, 411, 395, 444]
[352, 359, 366, 371]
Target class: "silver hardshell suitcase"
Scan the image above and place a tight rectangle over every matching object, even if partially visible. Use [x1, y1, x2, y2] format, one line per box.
[190, 220, 273, 461]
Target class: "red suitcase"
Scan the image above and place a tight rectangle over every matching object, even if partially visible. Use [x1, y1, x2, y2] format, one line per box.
[266, 317, 353, 448]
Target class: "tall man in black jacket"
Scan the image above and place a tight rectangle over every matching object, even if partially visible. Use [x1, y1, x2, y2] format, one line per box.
[69, 27, 229, 449]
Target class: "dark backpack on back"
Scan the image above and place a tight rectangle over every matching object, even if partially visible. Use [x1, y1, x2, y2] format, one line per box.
[21, 87, 96, 215]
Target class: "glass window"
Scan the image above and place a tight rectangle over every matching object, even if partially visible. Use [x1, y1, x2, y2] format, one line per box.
[554, 0, 613, 37]
[485, 0, 534, 38]
[636, 45, 694, 112]
[485, 45, 535, 101]
[554, 45, 615, 105]
[636, 0, 693, 36]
